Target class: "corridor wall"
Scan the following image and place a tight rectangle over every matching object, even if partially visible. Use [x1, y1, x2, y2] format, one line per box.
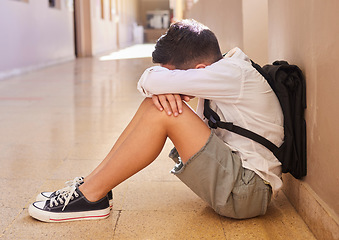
[0, 0, 140, 79]
[0, 0, 75, 79]
[268, 1, 339, 240]
[89, 0, 138, 54]
[185, 0, 268, 65]
[185, 0, 243, 55]
[115, 0, 139, 49]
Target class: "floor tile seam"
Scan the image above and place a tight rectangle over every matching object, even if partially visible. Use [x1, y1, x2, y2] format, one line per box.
[218, 215, 228, 240]
[0, 207, 25, 239]
[112, 209, 208, 213]
[112, 210, 122, 239]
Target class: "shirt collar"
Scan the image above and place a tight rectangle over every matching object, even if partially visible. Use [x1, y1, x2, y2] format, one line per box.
[224, 47, 251, 62]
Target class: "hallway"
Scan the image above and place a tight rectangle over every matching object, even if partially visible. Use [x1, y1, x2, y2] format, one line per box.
[0, 45, 316, 239]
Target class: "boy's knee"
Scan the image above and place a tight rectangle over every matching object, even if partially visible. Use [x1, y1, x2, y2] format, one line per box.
[141, 97, 198, 123]
[141, 98, 167, 118]
[141, 97, 154, 107]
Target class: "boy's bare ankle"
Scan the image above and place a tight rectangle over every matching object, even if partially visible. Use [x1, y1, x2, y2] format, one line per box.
[78, 184, 102, 202]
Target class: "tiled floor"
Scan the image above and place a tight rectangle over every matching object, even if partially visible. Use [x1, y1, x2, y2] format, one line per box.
[0, 45, 316, 239]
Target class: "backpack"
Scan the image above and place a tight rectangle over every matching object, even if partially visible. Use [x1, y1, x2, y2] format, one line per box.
[203, 60, 307, 179]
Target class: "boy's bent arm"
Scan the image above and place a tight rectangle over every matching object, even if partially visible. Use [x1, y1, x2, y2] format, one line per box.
[137, 61, 242, 102]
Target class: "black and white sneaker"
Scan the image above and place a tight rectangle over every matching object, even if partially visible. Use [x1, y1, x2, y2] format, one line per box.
[29, 186, 110, 222]
[36, 176, 113, 209]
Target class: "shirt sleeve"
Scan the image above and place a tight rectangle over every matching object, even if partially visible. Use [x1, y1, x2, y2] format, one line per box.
[137, 58, 243, 102]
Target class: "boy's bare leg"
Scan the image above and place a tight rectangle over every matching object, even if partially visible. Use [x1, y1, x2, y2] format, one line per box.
[84, 99, 153, 182]
[79, 98, 211, 202]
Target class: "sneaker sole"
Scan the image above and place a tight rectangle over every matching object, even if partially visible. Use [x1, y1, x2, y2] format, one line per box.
[28, 204, 110, 223]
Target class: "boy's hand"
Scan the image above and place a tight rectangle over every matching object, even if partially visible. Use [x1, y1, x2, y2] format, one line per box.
[152, 94, 193, 117]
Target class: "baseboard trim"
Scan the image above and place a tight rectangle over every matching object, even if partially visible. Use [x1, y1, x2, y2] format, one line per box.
[282, 174, 339, 240]
[0, 56, 75, 80]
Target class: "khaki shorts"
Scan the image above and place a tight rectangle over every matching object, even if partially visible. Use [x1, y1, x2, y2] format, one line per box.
[169, 131, 272, 219]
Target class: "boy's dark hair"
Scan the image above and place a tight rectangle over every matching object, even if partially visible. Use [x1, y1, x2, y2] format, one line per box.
[152, 19, 223, 69]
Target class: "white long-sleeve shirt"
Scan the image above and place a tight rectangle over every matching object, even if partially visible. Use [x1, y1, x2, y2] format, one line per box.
[138, 47, 284, 193]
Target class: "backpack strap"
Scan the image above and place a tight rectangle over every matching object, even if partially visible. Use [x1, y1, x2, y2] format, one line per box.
[251, 60, 272, 82]
[203, 100, 279, 153]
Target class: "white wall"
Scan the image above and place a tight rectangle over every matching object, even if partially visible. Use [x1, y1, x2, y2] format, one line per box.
[185, 0, 243, 53]
[242, 0, 268, 65]
[79, 0, 138, 56]
[90, 0, 118, 55]
[185, 0, 268, 65]
[0, 0, 75, 79]
[117, 0, 138, 48]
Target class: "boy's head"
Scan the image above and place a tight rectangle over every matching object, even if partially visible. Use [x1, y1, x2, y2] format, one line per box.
[152, 19, 223, 70]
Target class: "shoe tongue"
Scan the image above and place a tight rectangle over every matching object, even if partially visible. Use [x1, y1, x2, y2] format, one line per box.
[44, 199, 51, 208]
[61, 186, 78, 211]
[55, 185, 76, 201]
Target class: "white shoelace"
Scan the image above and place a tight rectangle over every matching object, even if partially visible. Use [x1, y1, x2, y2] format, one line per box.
[49, 185, 80, 211]
[54, 177, 84, 196]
